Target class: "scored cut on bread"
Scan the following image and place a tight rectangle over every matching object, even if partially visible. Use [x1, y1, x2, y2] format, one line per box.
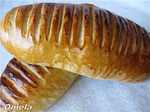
[0, 3, 150, 82]
[0, 58, 78, 112]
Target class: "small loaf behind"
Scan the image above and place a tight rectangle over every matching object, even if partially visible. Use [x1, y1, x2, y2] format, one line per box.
[0, 3, 150, 82]
[0, 58, 78, 112]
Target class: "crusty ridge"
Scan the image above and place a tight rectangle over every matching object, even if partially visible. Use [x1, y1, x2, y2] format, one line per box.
[2, 3, 150, 56]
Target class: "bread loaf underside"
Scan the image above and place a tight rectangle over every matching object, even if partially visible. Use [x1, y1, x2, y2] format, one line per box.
[0, 3, 150, 82]
[0, 58, 78, 112]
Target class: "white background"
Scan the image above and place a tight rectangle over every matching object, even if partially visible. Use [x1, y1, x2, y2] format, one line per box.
[0, 0, 150, 112]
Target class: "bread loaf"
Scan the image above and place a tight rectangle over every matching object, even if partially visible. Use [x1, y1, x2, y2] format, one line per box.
[0, 3, 150, 82]
[0, 58, 78, 112]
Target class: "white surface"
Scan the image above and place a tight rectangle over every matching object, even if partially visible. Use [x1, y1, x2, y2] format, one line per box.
[0, 0, 150, 112]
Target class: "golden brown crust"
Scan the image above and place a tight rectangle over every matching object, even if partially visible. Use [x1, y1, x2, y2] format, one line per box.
[0, 3, 150, 82]
[0, 58, 78, 112]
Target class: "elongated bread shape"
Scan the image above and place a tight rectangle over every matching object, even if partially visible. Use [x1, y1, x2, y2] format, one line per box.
[0, 58, 78, 112]
[0, 3, 150, 82]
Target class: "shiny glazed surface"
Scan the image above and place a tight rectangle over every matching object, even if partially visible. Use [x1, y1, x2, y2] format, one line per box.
[0, 3, 150, 82]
